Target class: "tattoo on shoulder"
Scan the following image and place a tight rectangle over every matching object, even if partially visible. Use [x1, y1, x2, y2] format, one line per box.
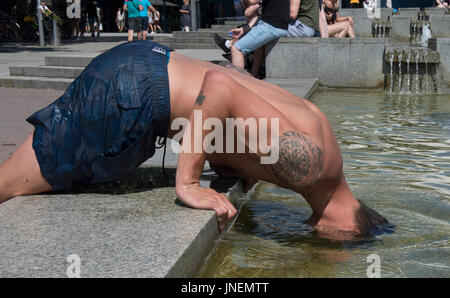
[195, 90, 206, 106]
[272, 131, 323, 189]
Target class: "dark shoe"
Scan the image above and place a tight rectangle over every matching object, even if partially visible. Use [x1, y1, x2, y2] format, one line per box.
[214, 33, 230, 54]
[222, 53, 231, 62]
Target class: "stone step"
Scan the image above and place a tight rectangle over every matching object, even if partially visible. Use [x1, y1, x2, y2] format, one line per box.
[152, 36, 220, 44]
[45, 55, 96, 67]
[173, 31, 230, 38]
[0, 74, 72, 90]
[224, 20, 245, 26]
[198, 28, 230, 33]
[211, 24, 238, 30]
[170, 43, 220, 49]
[10, 65, 84, 79]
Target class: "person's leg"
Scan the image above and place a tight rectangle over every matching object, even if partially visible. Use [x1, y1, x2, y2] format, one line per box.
[337, 24, 348, 38]
[327, 22, 349, 37]
[128, 17, 135, 41]
[232, 20, 287, 70]
[141, 17, 148, 40]
[231, 45, 246, 69]
[346, 21, 355, 38]
[0, 133, 52, 203]
[287, 19, 316, 37]
[249, 46, 264, 77]
[128, 29, 134, 41]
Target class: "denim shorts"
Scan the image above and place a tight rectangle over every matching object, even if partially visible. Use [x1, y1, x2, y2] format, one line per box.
[234, 20, 288, 55]
[287, 19, 316, 37]
[26, 41, 172, 190]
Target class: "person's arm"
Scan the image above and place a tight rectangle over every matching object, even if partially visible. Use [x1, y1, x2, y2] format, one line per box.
[319, 2, 329, 37]
[244, 3, 260, 18]
[175, 70, 237, 232]
[290, 0, 301, 20]
[46, 5, 54, 15]
[336, 12, 353, 25]
[123, 3, 128, 11]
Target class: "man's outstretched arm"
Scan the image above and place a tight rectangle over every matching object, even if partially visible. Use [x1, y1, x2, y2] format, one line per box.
[175, 70, 237, 231]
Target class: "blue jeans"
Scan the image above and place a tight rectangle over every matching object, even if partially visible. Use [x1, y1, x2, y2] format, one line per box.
[287, 19, 316, 37]
[234, 20, 288, 55]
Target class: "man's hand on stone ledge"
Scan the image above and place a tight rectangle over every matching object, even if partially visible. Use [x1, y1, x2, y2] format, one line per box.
[176, 183, 237, 232]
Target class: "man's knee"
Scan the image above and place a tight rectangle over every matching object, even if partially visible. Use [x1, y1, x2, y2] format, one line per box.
[231, 45, 242, 55]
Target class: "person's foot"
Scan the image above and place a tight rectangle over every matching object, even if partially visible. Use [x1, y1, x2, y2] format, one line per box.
[91, 33, 95, 38]
[213, 33, 230, 54]
[97, 31, 100, 37]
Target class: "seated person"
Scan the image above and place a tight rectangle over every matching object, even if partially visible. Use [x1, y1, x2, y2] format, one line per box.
[324, 0, 355, 38]
[288, 0, 320, 37]
[213, 0, 262, 59]
[0, 41, 390, 238]
[434, 0, 449, 8]
[230, 0, 290, 77]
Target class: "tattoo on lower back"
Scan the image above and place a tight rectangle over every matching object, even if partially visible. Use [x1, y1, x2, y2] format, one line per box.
[272, 131, 323, 188]
[195, 90, 206, 106]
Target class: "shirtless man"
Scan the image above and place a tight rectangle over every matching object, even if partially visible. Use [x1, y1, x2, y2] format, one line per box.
[0, 41, 388, 236]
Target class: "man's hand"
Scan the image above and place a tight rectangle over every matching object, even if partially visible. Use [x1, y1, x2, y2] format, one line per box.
[176, 183, 237, 232]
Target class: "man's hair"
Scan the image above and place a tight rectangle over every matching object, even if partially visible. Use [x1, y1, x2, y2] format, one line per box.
[354, 200, 389, 236]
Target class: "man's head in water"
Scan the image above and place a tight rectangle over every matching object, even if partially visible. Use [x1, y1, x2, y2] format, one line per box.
[354, 200, 393, 236]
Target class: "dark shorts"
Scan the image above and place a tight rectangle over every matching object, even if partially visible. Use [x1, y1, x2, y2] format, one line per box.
[140, 16, 149, 31]
[88, 16, 98, 26]
[26, 41, 173, 190]
[128, 17, 140, 32]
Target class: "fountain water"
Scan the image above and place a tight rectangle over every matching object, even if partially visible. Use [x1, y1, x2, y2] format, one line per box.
[397, 51, 402, 93]
[385, 48, 442, 94]
[414, 50, 420, 93]
[389, 50, 395, 93]
[372, 19, 391, 38]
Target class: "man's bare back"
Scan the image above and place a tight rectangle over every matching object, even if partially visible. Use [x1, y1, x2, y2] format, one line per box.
[167, 52, 388, 236]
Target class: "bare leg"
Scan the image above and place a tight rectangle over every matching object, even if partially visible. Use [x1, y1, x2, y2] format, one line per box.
[231, 45, 245, 69]
[0, 133, 52, 203]
[128, 29, 134, 41]
[346, 22, 355, 38]
[327, 22, 349, 38]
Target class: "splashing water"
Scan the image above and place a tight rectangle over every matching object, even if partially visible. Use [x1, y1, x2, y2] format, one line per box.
[397, 51, 403, 93]
[389, 51, 394, 94]
[415, 51, 420, 93]
[405, 51, 411, 94]
[423, 50, 429, 93]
